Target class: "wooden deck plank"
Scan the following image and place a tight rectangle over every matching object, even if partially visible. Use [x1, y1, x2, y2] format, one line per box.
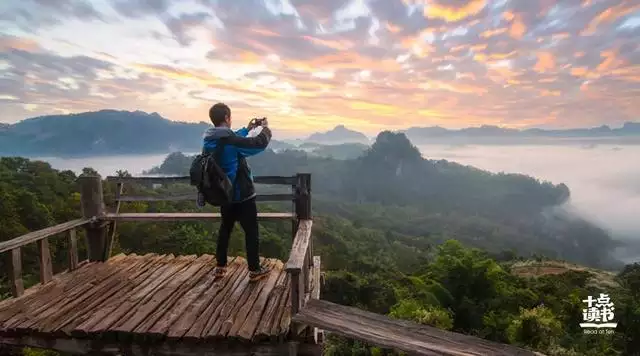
[254, 271, 289, 341]
[294, 300, 538, 356]
[132, 255, 215, 336]
[71, 254, 172, 336]
[206, 260, 272, 339]
[194, 260, 252, 339]
[168, 257, 245, 339]
[234, 260, 285, 340]
[219, 259, 280, 339]
[146, 256, 225, 338]
[0, 255, 132, 330]
[108, 255, 198, 337]
[55, 254, 168, 335]
[37, 254, 158, 333]
[17, 255, 149, 333]
[79, 255, 180, 335]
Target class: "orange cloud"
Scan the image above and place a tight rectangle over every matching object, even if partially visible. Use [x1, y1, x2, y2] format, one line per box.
[509, 15, 526, 39]
[0, 36, 40, 51]
[422, 0, 487, 22]
[534, 52, 555, 73]
[582, 2, 640, 35]
[480, 28, 507, 38]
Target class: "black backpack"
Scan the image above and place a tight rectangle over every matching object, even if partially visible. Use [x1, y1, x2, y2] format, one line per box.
[189, 141, 234, 206]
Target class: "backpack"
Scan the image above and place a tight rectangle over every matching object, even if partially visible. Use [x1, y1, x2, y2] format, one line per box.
[189, 141, 234, 206]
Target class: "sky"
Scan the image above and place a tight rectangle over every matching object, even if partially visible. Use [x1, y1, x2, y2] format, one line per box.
[0, 0, 638, 137]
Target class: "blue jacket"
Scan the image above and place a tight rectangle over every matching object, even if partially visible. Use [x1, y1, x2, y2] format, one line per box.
[202, 125, 271, 202]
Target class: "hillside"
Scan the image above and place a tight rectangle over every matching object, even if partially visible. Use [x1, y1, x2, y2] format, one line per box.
[0, 110, 292, 157]
[146, 131, 621, 270]
[307, 125, 370, 144]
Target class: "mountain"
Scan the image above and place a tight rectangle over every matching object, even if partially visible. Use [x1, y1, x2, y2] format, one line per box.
[404, 122, 640, 144]
[0, 110, 291, 157]
[307, 125, 370, 144]
[146, 131, 620, 269]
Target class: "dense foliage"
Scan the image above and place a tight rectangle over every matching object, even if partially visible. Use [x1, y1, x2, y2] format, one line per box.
[1, 131, 638, 355]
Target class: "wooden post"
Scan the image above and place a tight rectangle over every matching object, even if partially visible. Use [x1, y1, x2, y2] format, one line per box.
[38, 238, 53, 284]
[296, 173, 313, 273]
[79, 175, 108, 262]
[68, 228, 78, 271]
[8, 247, 24, 297]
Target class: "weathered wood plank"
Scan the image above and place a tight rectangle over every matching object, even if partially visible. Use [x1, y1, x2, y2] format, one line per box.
[146, 256, 222, 338]
[38, 238, 53, 285]
[105, 175, 296, 186]
[190, 259, 252, 340]
[254, 271, 289, 341]
[52, 254, 163, 334]
[39, 255, 158, 333]
[5, 255, 132, 331]
[117, 193, 295, 202]
[102, 256, 195, 337]
[206, 259, 269, 338]
[132, 255, 215, 336]
[8, 248, 24, 298]
[285, 219, 312, 272]
[294, 300, 539, 356]
[14, 255, 144, 332]
[234, 260, 284, 340]
[72, 254, 171, 336]
[224, 260, 280, 339]
[67, 228, 78, 271]
[104, 212, 294, 222]
[0, 219, 90, 253]
[171, 258, 246, 339]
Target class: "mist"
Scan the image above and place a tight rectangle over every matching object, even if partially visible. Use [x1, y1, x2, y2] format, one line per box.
[419, 144, 640, 262]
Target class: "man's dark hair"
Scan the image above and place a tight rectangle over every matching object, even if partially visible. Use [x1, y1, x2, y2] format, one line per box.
[209, 103, 231, 126]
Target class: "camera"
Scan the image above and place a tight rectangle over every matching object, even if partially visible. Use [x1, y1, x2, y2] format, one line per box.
[250, 117, 267, 127]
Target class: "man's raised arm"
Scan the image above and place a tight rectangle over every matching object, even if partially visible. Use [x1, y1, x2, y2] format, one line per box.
[227, 126, 272, 157]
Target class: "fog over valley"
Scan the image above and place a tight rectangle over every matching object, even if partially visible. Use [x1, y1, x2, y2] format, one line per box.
[36, 142, 640, 263]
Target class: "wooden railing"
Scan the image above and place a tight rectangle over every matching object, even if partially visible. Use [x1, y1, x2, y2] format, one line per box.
[0, 219, 89, 298]
[1, 173, 314, 326]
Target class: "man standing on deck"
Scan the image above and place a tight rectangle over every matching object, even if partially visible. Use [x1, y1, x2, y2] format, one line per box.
[201, 102, 272, 281]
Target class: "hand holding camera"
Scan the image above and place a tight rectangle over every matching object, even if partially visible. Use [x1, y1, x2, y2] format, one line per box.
[248, 117, 268, 130]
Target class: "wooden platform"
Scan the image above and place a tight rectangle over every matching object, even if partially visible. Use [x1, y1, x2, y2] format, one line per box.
[0, 253, 295, 346]
[294, 300, 540, 356]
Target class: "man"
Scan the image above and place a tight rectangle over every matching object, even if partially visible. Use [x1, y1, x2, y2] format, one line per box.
[202, 102, 271, 281]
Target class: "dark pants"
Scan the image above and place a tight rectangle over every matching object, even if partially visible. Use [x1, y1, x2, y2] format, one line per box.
[216, 198, 260, 271]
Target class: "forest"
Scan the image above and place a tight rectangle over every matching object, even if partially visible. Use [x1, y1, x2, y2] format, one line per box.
[1, 131, 639, 355]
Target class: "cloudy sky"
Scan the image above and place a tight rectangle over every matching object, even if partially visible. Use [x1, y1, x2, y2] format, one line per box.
[0, 0, 638, 136]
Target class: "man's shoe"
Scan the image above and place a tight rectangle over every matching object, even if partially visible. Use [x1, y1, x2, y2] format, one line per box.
[249, 266, 271, 282]
[214, 266, 227, 278]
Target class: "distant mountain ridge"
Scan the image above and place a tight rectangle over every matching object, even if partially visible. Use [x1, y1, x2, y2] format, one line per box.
[306, 125, 370, 144]
[404, 122, 640, 143]
[0, 110, 292, 157]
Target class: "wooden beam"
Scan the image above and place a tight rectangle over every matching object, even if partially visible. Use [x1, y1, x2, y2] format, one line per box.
[38, 238, 53, 284]
[285, 220, 312, 272]
[0, 219, 90, 254]
[103, 212, 295, 222]
[67, 228, 78, 271]
[0, 335, 323, 356]
[7, 248, 24, 297]
[115, 193, 295, 202]
[293, 300, 541, 356]
[105, 175, 297, 186]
